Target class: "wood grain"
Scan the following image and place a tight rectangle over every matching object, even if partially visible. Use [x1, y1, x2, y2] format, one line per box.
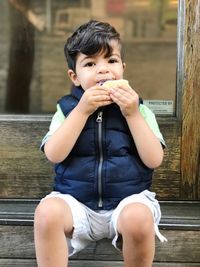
[0, 259, 199, 267]
[181, 0, 200, 199]
[0, 118, 53, 198]
[0, 225, 200, 263]
[0, 117, 181, 199]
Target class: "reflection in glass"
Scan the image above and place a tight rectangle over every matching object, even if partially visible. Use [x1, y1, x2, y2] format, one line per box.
[0, 0, 178, 114]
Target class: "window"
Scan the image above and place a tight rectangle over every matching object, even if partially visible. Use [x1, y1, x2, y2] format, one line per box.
[0, 0, 178, 114]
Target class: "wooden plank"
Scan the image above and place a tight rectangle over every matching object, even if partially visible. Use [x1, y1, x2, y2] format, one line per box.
[1, 200, 200, 229]
[0, 117, 181, 199]
[0, 118, 53, 198]
[0, 259, 37, 267]
[0, 259, 199, 267]
[152, 121, 181, 199]
[160, 201, 200, 219]
[69, 262, 200, 267]
[181, 0, 200, 199]
[0, 225, 35, 258]
[71, 232, 200, 262]
[0, 225, 200, 262]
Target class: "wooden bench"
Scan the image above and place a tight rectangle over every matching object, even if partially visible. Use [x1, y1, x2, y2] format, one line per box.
[0, 199, 200, 267]
[0, 116, 200, 266]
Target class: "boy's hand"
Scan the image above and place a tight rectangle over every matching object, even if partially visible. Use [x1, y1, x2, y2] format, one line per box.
[77, 85, 112, 116]
[108, 83, 139, 117]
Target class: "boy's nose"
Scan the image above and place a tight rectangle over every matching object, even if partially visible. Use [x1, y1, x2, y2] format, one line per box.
[97, 64, 110, 74]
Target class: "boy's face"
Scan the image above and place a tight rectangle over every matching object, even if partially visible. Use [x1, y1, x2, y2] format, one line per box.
[68, 40, 125, 91]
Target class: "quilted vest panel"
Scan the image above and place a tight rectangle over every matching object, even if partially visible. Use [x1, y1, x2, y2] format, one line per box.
[53, 86, 153, 210]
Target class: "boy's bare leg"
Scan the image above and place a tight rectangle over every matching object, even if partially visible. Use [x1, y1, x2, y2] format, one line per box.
[117, 203, 155, 267]
[34, 198, 73, 267]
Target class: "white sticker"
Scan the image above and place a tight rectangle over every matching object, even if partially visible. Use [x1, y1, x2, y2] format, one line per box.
[143, 100, 174, 115]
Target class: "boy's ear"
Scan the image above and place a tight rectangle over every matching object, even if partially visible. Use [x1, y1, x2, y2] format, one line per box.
[122, 62, 126, 70]
[68, 69, 80, 86]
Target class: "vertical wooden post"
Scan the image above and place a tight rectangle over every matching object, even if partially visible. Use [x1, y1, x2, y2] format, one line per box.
[181, 0, 200, 199]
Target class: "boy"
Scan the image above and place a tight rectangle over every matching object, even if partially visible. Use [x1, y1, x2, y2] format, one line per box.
[34, 20, 166, 267]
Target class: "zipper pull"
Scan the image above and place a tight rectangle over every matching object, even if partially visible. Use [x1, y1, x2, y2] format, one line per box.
[98, 198, 103, 208]
[96, 111, 103, 123]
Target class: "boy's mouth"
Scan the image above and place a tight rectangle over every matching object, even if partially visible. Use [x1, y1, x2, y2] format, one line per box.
[97, 79, 113, 86]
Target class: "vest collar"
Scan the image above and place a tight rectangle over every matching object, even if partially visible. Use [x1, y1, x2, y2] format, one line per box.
[71, 86, 84, 100]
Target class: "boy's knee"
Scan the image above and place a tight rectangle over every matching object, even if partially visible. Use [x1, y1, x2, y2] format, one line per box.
[118, 203, 154, 240]
[34, 198, 73, 234]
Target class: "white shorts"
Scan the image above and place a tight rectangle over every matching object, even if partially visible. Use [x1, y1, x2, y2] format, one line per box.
[42, 190, 167, 256]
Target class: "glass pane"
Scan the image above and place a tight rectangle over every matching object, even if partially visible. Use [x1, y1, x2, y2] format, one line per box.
[0, 0, 178, 115]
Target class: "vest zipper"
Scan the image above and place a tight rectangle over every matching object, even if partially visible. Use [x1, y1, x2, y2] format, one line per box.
[96, 111, 103, 208]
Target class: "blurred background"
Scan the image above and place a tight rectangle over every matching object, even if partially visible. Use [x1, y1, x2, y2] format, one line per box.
[0, 0, 178, 115]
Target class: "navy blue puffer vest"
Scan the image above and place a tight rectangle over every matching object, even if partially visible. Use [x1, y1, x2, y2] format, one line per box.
[53, 86, 153, 210]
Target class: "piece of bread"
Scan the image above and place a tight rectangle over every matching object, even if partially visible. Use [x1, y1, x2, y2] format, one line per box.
[103, 79, 129, 89]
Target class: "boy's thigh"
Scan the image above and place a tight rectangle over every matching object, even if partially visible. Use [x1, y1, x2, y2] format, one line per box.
[41, 192, 113, 256]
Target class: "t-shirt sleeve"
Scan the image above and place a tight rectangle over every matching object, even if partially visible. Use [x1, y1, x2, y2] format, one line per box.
[139, 104, 166, 148]
[40, 104, 65, 151]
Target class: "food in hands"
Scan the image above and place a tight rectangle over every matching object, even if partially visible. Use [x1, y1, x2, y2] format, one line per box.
[103, 79, 129, 89]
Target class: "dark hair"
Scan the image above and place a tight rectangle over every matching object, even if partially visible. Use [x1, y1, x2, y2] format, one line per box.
[64, 20, 123, 72]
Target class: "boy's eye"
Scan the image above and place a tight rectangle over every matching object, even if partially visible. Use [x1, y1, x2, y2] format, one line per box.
[84, 62, 95, 67]
[109, 58, 119, 63]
